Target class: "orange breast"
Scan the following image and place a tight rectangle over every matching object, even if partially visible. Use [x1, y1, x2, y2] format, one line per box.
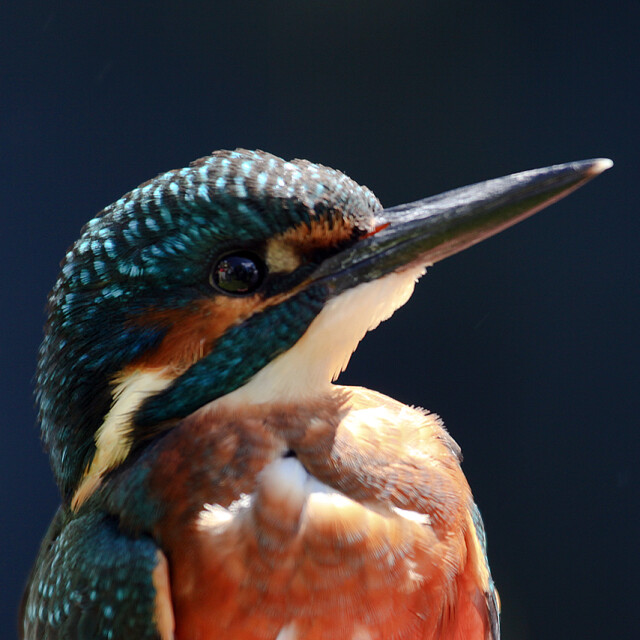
[149, 387, 496, 639]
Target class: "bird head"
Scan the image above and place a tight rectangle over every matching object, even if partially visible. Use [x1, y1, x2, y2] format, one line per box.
[36, 149, 610, 505]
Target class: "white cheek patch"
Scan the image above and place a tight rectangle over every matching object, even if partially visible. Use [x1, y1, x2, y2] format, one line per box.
[72, 369, 173, 510]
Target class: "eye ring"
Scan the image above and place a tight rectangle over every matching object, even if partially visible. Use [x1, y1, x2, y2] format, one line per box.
[210, 251, 265, 295]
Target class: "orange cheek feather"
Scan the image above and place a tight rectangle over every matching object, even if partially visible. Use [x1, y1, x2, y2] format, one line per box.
[127, 218, 363, 374]
[130, 296, 262, 373]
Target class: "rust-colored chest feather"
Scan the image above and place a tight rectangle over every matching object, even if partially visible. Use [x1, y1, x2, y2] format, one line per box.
[144, 387, 493, 640]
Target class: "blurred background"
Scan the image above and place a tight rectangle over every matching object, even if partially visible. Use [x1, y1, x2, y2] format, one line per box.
[2, 1, 638, 637]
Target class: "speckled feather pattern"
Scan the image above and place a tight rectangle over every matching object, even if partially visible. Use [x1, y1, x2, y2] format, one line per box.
[24, 149, 501, 640]
[36, 150, 381, 498]
[50, 150, 379, 296]
[21, 508, 160, 640]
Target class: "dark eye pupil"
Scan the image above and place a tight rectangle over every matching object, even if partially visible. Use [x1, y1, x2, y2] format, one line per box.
[212, 253, 263, 294]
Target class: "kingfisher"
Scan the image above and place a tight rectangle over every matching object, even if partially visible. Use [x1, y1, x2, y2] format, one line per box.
[20, 149, 610, 640]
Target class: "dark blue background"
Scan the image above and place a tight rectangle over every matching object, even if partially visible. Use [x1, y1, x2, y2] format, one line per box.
[3, 2, 638, 638]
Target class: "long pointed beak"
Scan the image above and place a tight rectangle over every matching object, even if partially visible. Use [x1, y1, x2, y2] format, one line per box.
[314, 158, 612, 293]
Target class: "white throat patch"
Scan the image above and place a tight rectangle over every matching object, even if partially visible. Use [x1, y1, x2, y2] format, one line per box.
[219, 264, 427, 405]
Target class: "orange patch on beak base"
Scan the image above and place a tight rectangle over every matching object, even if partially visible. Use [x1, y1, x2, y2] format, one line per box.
[362, 221, 390, 238]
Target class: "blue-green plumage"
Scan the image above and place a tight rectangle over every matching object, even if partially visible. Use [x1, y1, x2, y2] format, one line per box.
[21, 507, 161, 639]
[24, 148, 609, 639]
[25, 149, 382, 639]
[135, 285, 328, 426]
[37, 149, 380, 498]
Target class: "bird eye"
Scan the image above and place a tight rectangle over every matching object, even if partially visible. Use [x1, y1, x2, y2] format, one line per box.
[210, 252, 265, 295]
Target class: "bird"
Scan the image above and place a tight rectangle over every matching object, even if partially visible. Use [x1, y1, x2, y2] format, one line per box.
[20, 149, 611, 640]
